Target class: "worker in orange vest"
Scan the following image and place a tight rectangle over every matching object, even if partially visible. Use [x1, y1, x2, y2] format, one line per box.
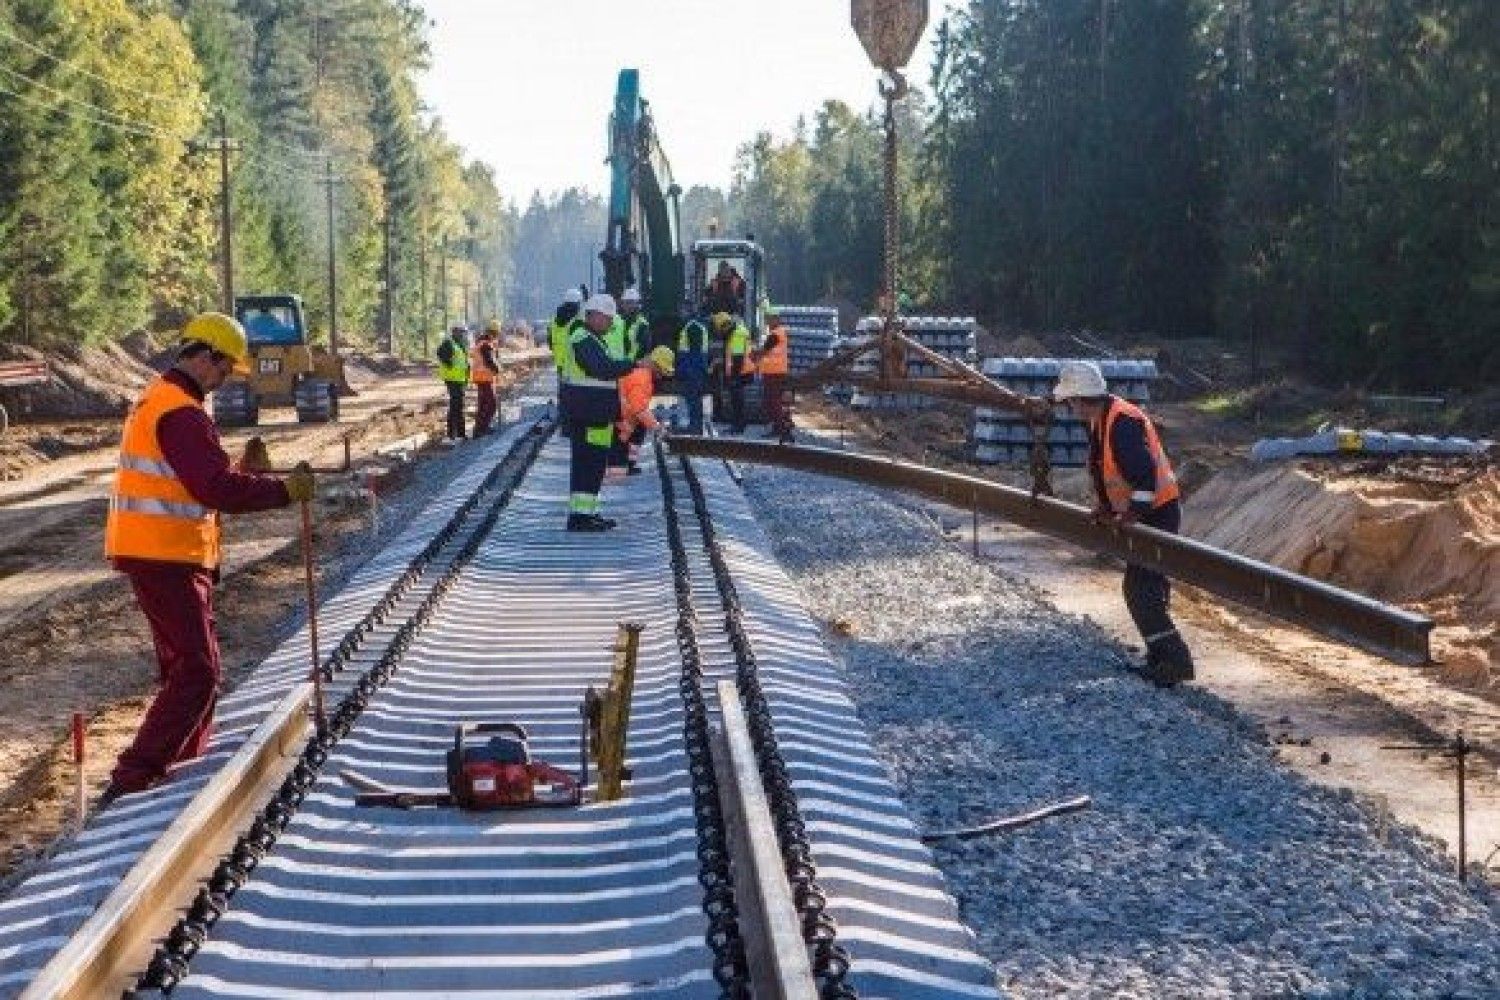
[471, 320, 502, 436]
[1054, 360, 1193, 687]
[615, 347, 675, 471]
[754, 308, 791, 440]
[102, 313, 314, 804]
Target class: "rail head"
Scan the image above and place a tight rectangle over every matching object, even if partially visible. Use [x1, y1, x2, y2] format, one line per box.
[710, 680, 818, 1000]
[669, 436, 1433, 666]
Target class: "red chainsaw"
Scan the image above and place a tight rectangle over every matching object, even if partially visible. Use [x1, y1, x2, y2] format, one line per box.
[342, 722, 581, 810]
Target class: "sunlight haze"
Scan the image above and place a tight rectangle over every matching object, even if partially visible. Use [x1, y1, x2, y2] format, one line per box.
[416, 0, 945, 204]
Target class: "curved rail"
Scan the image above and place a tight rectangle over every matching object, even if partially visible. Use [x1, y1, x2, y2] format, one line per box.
[666, 436, 1434, 666]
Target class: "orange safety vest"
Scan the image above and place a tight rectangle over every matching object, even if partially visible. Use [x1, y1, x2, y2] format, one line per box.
[470, 340, 497, 384]
[758, 325, 789, 376]
[104, 377, 220, 567]
[615, 366, 658, 436]
[1095, 397, 1180, 514]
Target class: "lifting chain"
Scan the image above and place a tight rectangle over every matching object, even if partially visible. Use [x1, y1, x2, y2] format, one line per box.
[129, 424, 551, 996]
[677, 454, 858, 1000]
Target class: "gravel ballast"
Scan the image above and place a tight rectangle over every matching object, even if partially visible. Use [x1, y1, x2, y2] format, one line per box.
[740, 462, 1500, 998]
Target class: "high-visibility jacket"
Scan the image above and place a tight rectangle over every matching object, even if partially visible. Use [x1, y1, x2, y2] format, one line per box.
[104, 378, 220, 568]
[615, 366, 659, 437]
[757, 324, 789, 376]
[604, 316, 632, 361]
[724, 322, 753, 375]
[1093, 396, 1180, 514]
[627, 314, 650, 359]
[549, 319, 572, 379]
[437, 337, 470, 383]
[470, 340, 498, 384]
[560, 321, 636, 426]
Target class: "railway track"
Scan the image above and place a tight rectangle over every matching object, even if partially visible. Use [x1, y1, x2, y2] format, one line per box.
[0, 414, 997, 998]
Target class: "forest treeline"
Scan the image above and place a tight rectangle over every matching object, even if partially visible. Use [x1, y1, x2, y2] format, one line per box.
[4, 2, 1496, 391]
[728, 1, 1499, 391]
[0, 0, 508, 356]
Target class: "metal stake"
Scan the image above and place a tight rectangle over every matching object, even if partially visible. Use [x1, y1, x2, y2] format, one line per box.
[971, 489, 979, 558]
[1381, 731, 1475, 881]
[72, 712, 86, 831]
[300, 500, 326, 730]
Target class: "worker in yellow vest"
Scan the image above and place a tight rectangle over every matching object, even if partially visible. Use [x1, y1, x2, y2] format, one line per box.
[1054, 360, 1193, 687]
[101, 313, 314, 803]
[436, 326, 470, 440]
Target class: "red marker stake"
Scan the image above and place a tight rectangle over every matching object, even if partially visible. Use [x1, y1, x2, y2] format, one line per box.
[72, 712, 86, 829]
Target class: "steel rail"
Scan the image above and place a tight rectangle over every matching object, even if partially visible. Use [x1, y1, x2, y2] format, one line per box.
[709, 680, 818, 999]
[668, 436, 1433, 666]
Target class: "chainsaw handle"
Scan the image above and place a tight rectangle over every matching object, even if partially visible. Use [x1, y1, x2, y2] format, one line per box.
[467, 722, 529, 740]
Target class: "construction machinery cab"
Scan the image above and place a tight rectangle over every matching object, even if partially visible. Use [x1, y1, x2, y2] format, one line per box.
[692, 239, 765, 337]
[214, 294, 348, 427]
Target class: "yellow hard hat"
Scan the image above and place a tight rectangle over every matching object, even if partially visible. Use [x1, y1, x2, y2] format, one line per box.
[648, 346, 675, 375]
[711, 312, 732, 331]
[181, 312, 250, 373]
[486, 318, 501, 334]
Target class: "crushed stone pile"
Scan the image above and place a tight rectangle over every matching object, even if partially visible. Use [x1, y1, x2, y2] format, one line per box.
[742, 463, 1500, 998]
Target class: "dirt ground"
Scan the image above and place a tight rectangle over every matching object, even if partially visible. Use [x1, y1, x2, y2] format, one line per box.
[793, 394, 1500, 883]
[0, 356, 543, 882]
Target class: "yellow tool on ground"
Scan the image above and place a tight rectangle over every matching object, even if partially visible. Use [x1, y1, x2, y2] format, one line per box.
[583, 622, 644, 802]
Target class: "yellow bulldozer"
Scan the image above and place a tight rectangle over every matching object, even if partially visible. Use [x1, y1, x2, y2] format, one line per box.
[213, 294, 351, 426]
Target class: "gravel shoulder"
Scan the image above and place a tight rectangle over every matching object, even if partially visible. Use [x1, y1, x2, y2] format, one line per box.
[742, 461, 1500, 998]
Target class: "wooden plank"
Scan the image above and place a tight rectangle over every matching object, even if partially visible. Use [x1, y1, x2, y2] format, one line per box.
[710, 680, 817, 1000]
[19, 683, 312, 1000]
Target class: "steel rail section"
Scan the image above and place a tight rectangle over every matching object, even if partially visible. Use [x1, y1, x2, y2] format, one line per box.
[669, 437, 1433, 666]
[668, 453, 999, 997]
[16, 683, 311, 1000]
[0, 417, 546, 997]
[709, 680, 817, 999]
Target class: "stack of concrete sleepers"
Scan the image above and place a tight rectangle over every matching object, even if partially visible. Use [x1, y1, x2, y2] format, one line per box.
[973, 357, 1158, 466]
[850, 316, 979, 411]
[776, 306, 840, 375]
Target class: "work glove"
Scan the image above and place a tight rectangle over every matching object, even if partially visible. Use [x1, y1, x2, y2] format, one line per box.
[284, 461, 316, 503]
[238, 436, 271, 473]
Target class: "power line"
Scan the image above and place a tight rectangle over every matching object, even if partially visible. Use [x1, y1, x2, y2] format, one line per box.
[0, 63, 190, 140]
[0, 72, 172, 140]
[0, 24, 196, 109]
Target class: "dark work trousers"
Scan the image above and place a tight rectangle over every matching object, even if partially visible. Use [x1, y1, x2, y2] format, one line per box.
[1123, 501, 1191, 663]
[111, 562, 220, 791]
[680, 373, 706, 433]
[568, 424, 610, 504]
[762, 374, 787, 431]
[726, 364, 747, 431]
[444, 381, 467, 439]
[606, 430, 629, 467]
[473, 381, 497, 435]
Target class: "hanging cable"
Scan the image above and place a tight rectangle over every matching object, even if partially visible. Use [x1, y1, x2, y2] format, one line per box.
[0, 23, 197, 107]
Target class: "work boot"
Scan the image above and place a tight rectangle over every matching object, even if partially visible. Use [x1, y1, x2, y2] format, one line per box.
[566, 512, 609, 532]
[627, 461, 642, 475]
[1144, 636, 1195, 688]
[590, 513, 618, 529]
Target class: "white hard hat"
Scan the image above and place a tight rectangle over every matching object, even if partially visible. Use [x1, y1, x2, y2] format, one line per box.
[620, 286, 642, 304]
[583, 293, 617, 318]
[1054, 360, 1108, 400]
[562, 288, 583, 305]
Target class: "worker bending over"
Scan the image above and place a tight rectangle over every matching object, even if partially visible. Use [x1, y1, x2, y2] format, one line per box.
[714, 312, 753, 433]
[616, 347, 675, 467]
[103, 313, 314, 802]
[471, 321, 502, 436]
[436, 326, 470, 441]
[560, 294, 639, 531]
[1054, 360, 1194, 687]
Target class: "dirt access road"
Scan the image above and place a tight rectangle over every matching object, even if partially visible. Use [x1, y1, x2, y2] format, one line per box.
[0, 358, 544, 879]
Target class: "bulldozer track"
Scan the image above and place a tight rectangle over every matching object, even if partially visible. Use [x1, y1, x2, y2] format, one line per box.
[0, 412, 995, 998]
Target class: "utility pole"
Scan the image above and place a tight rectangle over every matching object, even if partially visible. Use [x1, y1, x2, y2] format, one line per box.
[324, 160, 339, 354]
[418, 218, 428, 358]
[382, 212, 394, 355]
[438, 234, 449, 334]
[190, 110, 241, 312]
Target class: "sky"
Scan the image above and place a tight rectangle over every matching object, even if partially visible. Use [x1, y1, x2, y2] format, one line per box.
[415, 0, 947, 205]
